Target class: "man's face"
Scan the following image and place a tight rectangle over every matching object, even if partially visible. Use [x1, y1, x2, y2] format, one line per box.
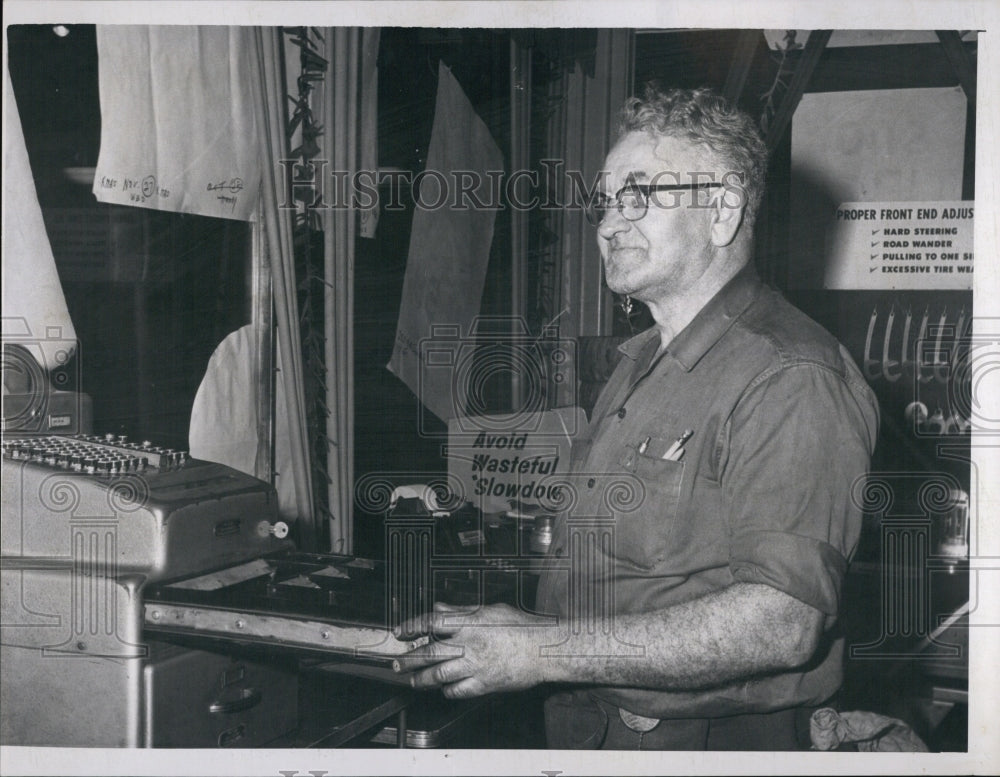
[597, 131, 723, 304]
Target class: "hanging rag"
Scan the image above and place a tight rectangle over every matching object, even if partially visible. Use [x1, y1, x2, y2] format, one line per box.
[810, 707, 930, 752]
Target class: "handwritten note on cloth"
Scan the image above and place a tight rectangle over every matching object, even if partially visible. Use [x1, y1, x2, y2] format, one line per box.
[93, 26, 261, 221]
[2, 66, 77, 370]
[387, 62, 504, 423]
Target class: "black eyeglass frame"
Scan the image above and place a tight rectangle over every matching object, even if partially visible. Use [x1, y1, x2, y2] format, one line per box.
[585, 181, 725, 226]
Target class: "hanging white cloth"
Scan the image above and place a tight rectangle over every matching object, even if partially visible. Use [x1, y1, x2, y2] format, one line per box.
[188, 324, 298, 521]
[92, 26, 262, 221]
[387, 62, 504, 424]
[2, 63, 77, 372]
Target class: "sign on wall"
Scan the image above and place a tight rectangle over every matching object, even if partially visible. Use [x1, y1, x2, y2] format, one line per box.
[789, 87, 968, 290]
[447, 407, 584, 512]
[824, 201, 973, 289]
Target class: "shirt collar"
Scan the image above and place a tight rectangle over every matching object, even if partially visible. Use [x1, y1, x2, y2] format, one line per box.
[618, 262, 763, 372]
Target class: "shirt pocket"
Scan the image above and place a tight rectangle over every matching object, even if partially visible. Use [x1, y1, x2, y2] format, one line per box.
[613, 438, 685, 570]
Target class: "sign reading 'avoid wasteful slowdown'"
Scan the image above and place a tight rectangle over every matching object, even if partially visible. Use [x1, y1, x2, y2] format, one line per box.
[447, 407, 584, 513]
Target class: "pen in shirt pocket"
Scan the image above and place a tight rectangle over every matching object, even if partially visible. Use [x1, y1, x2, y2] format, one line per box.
[662, 429, 694, 461]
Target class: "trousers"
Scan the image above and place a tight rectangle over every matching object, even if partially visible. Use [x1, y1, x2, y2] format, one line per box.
[543, 689, 818, 750]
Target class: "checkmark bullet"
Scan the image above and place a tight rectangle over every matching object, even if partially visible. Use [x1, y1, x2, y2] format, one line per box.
[872, 229, 880, 235]
[871, 254, 879, 260]
[870, 266, 879, 273]
[871, 241, 880, 247]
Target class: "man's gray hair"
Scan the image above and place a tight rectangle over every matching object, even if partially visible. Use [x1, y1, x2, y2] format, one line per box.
[619, 85, 769, 226]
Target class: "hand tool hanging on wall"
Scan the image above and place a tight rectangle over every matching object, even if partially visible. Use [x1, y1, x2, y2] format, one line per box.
[948, 307, 969, 432]
[916, 306, 933, 384]
[882, 304, 902, 382]
[933, 307, 950, 385]
[899, 306, 914, 380]
[951, 307, 966, 375]
[864, 306, 881, 382]
[861, 303, 962, 390]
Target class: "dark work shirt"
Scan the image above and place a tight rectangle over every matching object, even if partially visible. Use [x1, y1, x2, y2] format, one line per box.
[535, 263, 879, 719]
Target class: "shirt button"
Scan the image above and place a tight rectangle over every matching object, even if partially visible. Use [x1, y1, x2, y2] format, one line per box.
[587, 478, 596, 488]
[617, 408, 627, 419]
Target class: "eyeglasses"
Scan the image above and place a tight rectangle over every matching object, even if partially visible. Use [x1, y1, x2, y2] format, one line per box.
[585, 182, 724, 226]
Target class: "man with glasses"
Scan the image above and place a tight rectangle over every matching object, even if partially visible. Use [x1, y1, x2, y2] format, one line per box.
[400, 86, 879, 751]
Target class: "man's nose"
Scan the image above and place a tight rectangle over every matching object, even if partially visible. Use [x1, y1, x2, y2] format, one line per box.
[597, 208, 631, 240]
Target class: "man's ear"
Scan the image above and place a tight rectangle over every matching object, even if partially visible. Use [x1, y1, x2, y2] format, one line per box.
[709, 186, 745, 247]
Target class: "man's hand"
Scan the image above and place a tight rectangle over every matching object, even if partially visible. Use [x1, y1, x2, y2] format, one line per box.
[395, 602, 559, 699]
[394, 583, 824, 701]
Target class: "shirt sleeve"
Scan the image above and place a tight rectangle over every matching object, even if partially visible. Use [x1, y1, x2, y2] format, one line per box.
[721, 361, 878, 617]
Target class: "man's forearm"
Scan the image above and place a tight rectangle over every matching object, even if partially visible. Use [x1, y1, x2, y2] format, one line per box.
[538, 583, 824, 691]
[400, 582, 826, 699]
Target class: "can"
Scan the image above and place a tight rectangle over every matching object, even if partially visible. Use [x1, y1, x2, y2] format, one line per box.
[937, 489, 969, 558]
[530, 514, 554, 555]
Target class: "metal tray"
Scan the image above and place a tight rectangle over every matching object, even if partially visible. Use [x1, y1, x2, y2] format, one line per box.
[144, 551, 426, 663]
[142, 550, 530, 665]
